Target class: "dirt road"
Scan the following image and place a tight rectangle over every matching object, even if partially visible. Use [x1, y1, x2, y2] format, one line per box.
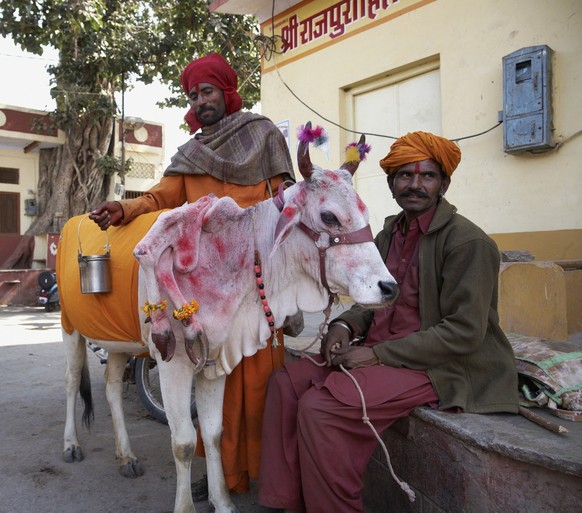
[0, 305, 285, 513]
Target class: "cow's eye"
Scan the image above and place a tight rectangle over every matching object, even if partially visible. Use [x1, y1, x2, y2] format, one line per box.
[321, 211, 340, 226]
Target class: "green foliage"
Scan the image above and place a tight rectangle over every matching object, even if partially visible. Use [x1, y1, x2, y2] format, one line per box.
[0, 0, 262, 125]
[95, 154, 132, 177]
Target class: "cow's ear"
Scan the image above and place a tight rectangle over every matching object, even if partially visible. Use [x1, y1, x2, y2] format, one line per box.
[272, 205, 301, 255]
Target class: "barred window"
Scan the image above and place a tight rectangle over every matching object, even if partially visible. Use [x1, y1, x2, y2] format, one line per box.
[127, 162, 156, 179]
[0, 167, 19, 184]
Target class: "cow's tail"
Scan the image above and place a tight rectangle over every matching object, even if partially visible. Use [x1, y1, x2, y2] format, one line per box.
[79, 351, 94, 429]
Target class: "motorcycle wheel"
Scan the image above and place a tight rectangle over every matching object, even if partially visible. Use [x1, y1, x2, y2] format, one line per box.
[45, 302, 58, 312]
[134, 355, 197, 424]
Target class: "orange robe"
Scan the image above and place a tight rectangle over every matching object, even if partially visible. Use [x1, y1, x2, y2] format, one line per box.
[119, 172, 287, 493]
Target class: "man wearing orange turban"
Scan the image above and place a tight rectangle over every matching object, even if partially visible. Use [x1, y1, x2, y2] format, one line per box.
[88, 54, 295, 500]
[379, 131, 461, 177]
[259, 132, 518, 513]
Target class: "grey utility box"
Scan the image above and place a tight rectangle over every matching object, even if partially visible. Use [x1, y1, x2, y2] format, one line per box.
[502, 45, 555, 154]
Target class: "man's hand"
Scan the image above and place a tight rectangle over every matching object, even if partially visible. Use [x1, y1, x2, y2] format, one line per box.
[321, 323, 352, 366]
[89, 201, 123, 230]
[330, 346, 380, 369]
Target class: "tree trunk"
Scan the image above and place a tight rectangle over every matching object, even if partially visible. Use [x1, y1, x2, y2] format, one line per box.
[26, 113, 114, 236]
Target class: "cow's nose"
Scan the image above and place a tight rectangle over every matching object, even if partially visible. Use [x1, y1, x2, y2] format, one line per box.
[378, 280, 399, 301]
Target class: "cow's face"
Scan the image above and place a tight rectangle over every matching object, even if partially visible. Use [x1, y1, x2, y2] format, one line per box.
[274, 164, 398, 307]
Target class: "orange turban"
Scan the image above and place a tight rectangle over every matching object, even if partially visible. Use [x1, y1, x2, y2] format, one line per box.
[180, 53, 243, 134]
[379, 132, 461, 177]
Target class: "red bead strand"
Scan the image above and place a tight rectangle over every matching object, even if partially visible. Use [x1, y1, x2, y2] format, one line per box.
[254, 250, 276, 336]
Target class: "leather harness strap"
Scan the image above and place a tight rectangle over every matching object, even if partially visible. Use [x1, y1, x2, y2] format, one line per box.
[298, 222, 374, 292]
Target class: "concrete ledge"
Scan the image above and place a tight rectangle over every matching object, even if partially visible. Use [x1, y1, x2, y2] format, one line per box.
[363, 407, 582, 513]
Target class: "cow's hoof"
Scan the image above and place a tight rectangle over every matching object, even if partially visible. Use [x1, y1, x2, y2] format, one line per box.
[63, 445, 84, 463]
[185, 338, 209, 371]
[118, 458, 144, 478]
[152, 331, 176, 361]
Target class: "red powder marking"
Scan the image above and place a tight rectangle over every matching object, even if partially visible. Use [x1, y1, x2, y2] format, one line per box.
[283, 205, 297, 218]
[356, 196, 366, 214]
[160, 272, 174, 289]
[179, 253, 194, 268]
[413, 162, 421, 174]
[214, 237, 226, 258]
[238, 254, 246, 268]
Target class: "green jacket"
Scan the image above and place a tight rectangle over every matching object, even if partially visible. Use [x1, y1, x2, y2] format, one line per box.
[340, 199, 519, 414]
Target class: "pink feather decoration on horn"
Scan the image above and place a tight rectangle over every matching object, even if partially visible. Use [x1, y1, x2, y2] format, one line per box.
[297, 124, 328, 147]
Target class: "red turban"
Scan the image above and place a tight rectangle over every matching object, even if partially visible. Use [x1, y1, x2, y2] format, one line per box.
[379, 132, 461, 177]
[180, 53, 243, 134]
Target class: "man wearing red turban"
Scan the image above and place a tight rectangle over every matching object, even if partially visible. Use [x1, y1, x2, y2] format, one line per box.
[88, 54, 295, 499]
[259, 132, 518, 513]
[180, 53, 243, 134]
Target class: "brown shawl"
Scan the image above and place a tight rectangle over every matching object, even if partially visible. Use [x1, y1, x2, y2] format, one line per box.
[165, 111, 294, 185]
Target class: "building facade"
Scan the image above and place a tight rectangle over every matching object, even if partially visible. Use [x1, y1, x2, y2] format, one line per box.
[0, 104, 165, 267]
[212, 0, 582, 261]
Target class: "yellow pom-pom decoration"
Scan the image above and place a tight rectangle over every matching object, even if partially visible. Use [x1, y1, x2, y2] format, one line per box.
[345, 145, 361, 164]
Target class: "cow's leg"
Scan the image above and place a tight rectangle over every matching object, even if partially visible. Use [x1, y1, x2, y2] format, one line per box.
[195, 373, 239, 513]
[155, 353, 200, 513]
[104, 351, 144, 478]
[63, 329, 90, 463]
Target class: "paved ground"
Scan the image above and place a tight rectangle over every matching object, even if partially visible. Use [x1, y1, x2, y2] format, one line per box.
[0, 301, 350, 513]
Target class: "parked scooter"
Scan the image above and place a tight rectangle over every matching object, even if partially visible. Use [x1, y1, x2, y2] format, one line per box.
[38, 271, 60, 312]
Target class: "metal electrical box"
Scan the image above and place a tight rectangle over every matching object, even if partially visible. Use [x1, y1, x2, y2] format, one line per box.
[502, 45, 554, 154]
[24, 198, 38, 216]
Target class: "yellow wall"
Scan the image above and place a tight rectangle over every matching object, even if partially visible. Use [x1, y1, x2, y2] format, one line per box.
[0, 148, 39, 234]
[260, 0, 582, 260]
[491, 229, 582, 261]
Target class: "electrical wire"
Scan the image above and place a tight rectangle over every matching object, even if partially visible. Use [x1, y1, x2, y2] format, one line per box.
[255, 1, 504, 143]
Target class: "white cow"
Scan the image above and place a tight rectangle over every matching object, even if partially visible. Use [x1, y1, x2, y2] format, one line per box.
[60, 134, 398, 513]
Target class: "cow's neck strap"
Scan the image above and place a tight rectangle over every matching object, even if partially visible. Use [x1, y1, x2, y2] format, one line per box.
[298, 222, 374, 292]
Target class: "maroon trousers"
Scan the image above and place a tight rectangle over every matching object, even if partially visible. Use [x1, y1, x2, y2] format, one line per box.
[258, 356, 438, 513]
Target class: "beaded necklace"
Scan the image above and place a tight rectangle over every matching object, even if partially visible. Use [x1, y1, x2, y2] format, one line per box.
[254, 249, 276, 336]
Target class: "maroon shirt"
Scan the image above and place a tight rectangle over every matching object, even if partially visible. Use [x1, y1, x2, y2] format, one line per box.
[363, 206, 437, 346]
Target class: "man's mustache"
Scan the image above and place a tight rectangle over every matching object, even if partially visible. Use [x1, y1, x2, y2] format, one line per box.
[400, 189, 429, 198]
[197, 106, 215, 115]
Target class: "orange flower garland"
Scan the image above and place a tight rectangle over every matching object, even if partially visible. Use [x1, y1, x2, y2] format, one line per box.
[141, 300, 167, 316]
[173, 300, 200, 321]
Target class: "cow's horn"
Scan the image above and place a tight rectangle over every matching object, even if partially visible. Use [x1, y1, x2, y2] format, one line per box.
[340, 133, 366, 176]
[297, 121, 314, 180]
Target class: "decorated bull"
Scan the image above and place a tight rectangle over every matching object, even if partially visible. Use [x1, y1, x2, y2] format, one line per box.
[57, 129, 398, 513]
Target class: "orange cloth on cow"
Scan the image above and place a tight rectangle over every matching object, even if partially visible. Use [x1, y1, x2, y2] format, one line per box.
[57, 211, 164, 342]
[379, 131, 462, 177]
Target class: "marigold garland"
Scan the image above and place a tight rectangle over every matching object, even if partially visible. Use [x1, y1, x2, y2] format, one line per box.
[173, 299, 200, 321]
[142, 300, 167, 316]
